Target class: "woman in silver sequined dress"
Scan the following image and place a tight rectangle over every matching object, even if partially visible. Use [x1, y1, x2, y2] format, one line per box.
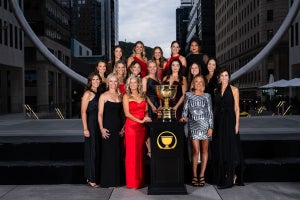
[180, 75, 213, 187]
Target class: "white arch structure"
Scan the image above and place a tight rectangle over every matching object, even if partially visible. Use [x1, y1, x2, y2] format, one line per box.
[10, 0, 300, 84]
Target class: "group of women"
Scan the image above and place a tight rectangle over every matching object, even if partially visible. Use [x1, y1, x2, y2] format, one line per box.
[81, 39, 244, 190]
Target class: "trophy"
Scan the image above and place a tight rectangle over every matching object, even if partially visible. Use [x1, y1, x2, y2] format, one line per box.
[156, 85, 177, 122]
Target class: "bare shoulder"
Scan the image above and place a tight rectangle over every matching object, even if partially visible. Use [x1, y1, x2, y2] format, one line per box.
[230, 85, 239, 97]
[82, 91, 90, 99]
[230, 85, 239, 92]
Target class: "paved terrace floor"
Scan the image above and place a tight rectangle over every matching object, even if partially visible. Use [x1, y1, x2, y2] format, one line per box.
[0, 182, 299, 200]
[0, 114, 299, 199]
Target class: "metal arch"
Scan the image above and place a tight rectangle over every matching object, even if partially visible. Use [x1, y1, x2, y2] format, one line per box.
[10, 0, 300, 83]
[231, 0, 300, 81]
[9, 0, 87, 85]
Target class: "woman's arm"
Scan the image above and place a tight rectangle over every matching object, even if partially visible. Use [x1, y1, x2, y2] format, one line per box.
[174, 77, 188, 110]
[123, 94, 144, 123]
[232, 85, 240, 134]
[98, 93, 110, 139]
[180, 92, 189, 122]
[127, 56, 134, 68]
[206, 94, 214, 137]
[180, 56, 187, 67]
[81, 91, 90, 137]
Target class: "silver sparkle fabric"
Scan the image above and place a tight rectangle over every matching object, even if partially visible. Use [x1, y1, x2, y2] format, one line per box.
[182, 92, 214, 140]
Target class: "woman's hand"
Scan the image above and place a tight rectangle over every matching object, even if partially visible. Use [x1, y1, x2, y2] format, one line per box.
[119, 127, 125, 137]
[235, 125, 239, 135]
[83, 129, 90, 138]
[179, 118, 187, 122]
[151, 106, 157, 113]
[143, 116, 152, 123]
[207, 128, 213, 137]
[101, 128, 110, 139]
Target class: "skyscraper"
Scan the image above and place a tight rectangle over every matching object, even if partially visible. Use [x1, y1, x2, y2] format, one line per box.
[0, 0, 24, 114]
[215, 0, 289, 100]
[71, 0, 118, 60]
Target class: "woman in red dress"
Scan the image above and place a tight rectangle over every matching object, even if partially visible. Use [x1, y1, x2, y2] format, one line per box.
[127, 41, 148, 78]
[123, 75, 152, 189]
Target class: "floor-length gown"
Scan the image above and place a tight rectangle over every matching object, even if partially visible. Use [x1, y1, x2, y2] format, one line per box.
[212, 85, 244, 188]
[125, 100, 147, 188]
[100, 101, 123, 187]
[146, 78, 160, 119]
[84, 91, 101, 184]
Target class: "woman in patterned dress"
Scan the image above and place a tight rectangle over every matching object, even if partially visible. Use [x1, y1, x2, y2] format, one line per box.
[180, 75, 213, 187]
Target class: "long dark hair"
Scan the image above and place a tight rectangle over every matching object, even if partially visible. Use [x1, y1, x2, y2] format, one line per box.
[84, 72, 101, 92]
[111, 45, 123, 69]
[165, 58, 184, 85]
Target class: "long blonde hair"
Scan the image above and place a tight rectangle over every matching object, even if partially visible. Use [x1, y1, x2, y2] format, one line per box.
[125, 74, 144, 98]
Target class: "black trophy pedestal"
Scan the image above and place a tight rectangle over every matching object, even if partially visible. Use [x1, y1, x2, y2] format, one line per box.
[146, 120, 187, 195]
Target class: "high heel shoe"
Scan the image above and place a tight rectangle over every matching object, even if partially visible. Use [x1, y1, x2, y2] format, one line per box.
[198, 176, 205, 187]
[87, 180, 100, 188]
[191, 177, 199, 187]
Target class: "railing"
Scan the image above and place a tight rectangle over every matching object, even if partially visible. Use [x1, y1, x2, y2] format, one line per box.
[24, 104, 39, 120]
[24, 104, 66, 119]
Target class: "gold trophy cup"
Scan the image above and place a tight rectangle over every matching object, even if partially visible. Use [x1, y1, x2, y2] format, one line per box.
[156, 85, 177, 122]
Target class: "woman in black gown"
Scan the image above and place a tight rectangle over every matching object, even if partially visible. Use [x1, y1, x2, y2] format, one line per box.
[212, 67, 244, 189]
[98, 73, 124, 187]
[81, 72, 101, 188]
[142, 60, 161, 157]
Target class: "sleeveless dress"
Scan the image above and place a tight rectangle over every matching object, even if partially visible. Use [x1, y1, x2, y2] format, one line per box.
[133, 56, 147, 78]
[100, 101, 123, 187]
[84, 91, 101, 184]
[182, 92, 214, 140]
[124, 100, 147, 188]
[212, 84, 244, 188]
[146, 78, 160, 119]
[163, 80, 183, 120]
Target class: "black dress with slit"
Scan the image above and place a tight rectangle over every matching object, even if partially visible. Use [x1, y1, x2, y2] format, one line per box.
[84, 91, 101, 184]
[212, 84, 244, 188]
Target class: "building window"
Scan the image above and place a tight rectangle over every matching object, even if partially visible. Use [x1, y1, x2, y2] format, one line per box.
[0, 19, 2, 44]
[19, 28, 23, 50]
[25, 47, 36, 63]
[25, 70, 37, 87]
[295, 22, 299, 46]
[267, 10, 273, 21]
[4, 0, 7, 9]
[291, 25, 294, 47]
[9, 24, 13, 47]
[4, 21, 8, 45]
[79, 46, 82, 56]
[267, 29, 273, 40]
[14, 26, 18, 49]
